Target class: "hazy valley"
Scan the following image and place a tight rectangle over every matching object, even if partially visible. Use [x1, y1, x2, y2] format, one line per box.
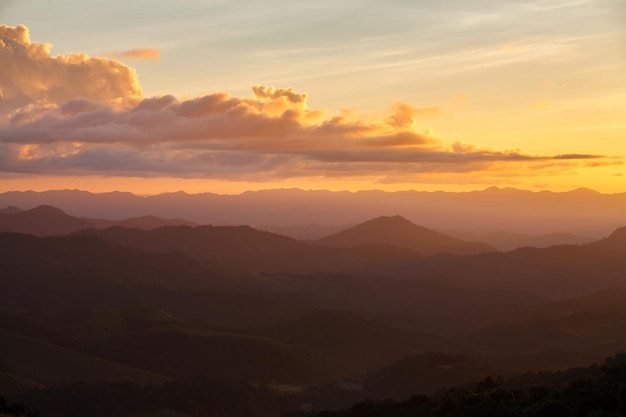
[2, 1, 625, 413]
[1, 189, 626, 416]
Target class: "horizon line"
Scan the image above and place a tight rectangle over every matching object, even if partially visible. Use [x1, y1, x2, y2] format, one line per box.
[0, 185, 617, 197]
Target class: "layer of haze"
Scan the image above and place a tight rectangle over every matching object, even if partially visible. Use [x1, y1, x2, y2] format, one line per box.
[1, 0, 625, 194]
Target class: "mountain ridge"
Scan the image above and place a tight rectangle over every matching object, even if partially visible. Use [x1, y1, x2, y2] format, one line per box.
[0, 205, 199, 236]
[317, 215, 495, 256]
[0, 204, 93, 236]
[2, 188, 624, 236]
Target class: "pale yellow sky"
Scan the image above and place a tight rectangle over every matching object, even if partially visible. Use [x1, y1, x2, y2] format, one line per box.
[1, 0, 625, 194]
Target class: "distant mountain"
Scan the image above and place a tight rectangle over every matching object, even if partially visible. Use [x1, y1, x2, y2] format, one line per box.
[84, 214, 198, 230]
[487, 231, 590, 251]
[318, 215, 495, 256]
[445, 230, 591, 251]
[258, 223, 349, 240]
[2, 187, 625, 236]
[599, 226, 626, 246]
[0, 205, 199, 236]
[0, 205, 93, 236]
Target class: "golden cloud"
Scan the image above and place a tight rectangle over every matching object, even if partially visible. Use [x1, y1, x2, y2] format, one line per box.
[252, 86, 307, 104]
[0, 25, 611, 182]
[0, 24, 142, 118]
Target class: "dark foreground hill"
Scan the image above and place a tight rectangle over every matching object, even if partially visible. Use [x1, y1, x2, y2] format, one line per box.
[256, 310, 452, 372]
[0, 232, 437, 390]
[6, 351, 626, 417]
[3, 227, 626, 416]
[77, 224, 424, 275]
[0, 231, 274, 294]
[420, 226, 626, 298]
[76, 222, 626, 299]
[293, 353, 626, 417]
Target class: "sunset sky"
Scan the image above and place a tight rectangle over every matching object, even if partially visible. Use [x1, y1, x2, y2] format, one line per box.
[1, 0, 625, 194]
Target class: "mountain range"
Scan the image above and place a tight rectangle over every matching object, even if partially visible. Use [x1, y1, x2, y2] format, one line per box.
[0, 205, 197, 236]
[2, 195, 626, 416]
[0, 203, 592, 253]
[1, 187, 625, 237]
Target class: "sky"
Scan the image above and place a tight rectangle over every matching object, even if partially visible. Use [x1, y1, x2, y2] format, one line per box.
[1, 0, 625, 194]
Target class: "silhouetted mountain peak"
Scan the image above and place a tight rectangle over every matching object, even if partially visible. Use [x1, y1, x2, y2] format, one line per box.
[318, 215, 494, 255]
[320, 215, 439, 243]
[481, 186, 529, 195]
[27, 205, 67, 216]
[366, 215, 414, 226]
[0, 204, 93, 236]
[483, 186, 506, 193]
[568, 187, 601, 196]
[340, 215, 416, 235]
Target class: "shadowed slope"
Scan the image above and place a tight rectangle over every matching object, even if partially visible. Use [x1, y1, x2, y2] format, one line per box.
[85, 215, 198, 230]
[445, 229, 592, 251]
[79, 225, 424, 274]
[0, 232, 272, 294]
[364, 352, 488, 399]
[93, 322, 348, 384]
[257, 310, 452, 372]
[0, 326, 168, 387]
[455, 287, 626, 371]
[600, 226, 626, 246]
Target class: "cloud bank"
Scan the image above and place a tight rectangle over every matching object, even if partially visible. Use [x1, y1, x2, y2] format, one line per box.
[0, 25, 611, 183]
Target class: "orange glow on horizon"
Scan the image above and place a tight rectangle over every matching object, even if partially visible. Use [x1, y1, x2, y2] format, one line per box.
[1, 23, 624, 197]
[1, 169, 625, 196]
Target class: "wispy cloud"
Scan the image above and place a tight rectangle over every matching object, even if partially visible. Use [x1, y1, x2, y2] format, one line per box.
[112, 48, 161, 62]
